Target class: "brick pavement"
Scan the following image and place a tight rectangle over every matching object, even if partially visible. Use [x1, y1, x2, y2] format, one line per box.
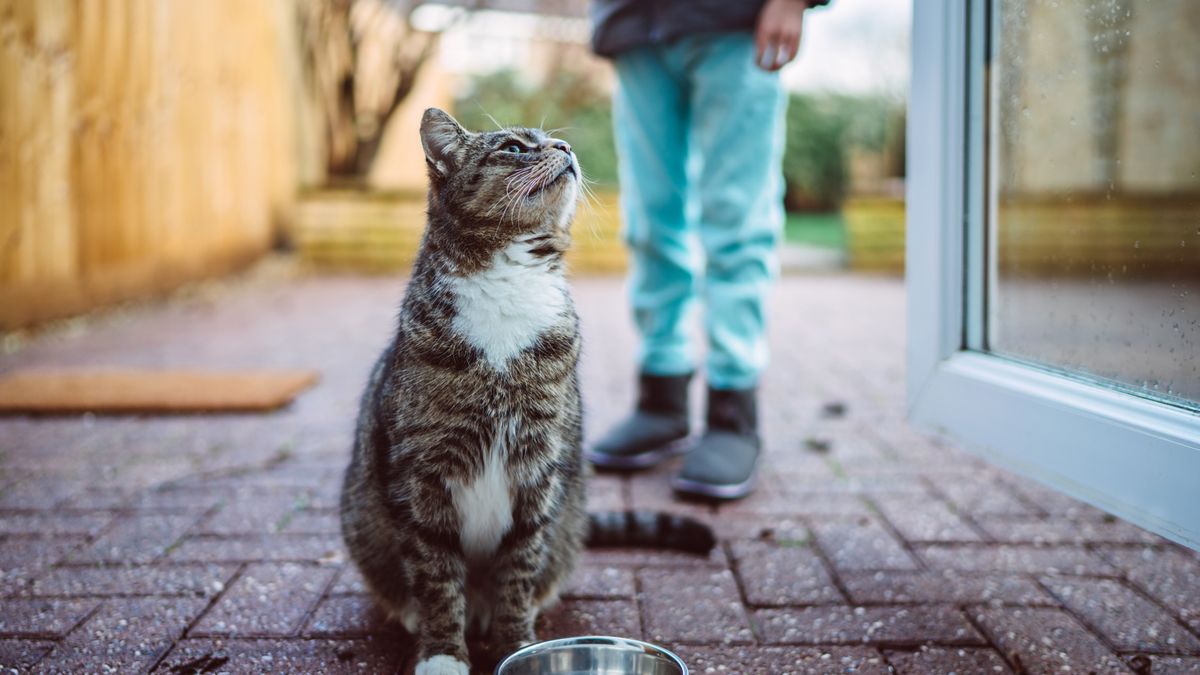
[1, 272, 1198, 674]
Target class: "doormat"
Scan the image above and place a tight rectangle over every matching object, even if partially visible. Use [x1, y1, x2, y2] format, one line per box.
[0, 368, 319, 414]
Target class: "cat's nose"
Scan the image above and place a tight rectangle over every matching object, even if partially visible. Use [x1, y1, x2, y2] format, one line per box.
[550, 140, 572, 155]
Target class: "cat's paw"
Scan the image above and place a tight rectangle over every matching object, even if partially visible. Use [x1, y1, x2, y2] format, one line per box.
[414, 655, 469, 675]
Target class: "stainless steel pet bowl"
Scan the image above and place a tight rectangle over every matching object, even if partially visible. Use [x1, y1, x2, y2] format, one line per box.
[494, 636, 687, 675]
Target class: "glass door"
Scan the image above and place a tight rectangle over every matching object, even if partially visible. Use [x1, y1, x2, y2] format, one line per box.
[908, 0, 1200, 549]
[988, 0, 1199, 409]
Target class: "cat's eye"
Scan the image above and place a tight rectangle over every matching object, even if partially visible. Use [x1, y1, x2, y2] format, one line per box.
[501, 142, 528, 154]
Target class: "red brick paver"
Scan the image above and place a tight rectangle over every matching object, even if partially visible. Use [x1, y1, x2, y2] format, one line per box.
[1, 273, 1196, 673]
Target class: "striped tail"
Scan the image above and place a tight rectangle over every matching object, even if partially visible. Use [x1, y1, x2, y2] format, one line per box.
[586, 510, 716, 555]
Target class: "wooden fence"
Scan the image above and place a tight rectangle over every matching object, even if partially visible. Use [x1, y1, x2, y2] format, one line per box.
[0, 0, 312, 329]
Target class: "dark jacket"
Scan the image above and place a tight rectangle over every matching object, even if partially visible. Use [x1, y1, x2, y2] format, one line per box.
[591, 0, 831, 57]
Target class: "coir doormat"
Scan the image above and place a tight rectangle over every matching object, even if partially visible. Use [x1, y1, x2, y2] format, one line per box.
[0, 368, 319, 414]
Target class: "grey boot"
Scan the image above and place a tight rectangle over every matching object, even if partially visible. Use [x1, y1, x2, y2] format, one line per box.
[672, 386, 760, 500]
[587, 373, 692, 470]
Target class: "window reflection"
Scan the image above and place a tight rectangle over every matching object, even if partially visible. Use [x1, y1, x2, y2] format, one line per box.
[990, 0, 1200, 406]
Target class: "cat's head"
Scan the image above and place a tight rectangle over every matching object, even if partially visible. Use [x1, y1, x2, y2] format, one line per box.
[419, 108, 580, 239]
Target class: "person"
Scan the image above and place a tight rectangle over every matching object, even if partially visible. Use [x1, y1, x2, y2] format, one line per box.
[587, 0, 829, 500]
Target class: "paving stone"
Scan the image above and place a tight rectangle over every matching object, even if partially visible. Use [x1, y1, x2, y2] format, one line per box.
[864, 424, 950, 461]
[585, 474, 626, 511]
[1102, 547, 1200, 633]
[628, 472, 714, 521]
[840, 570, 1053, 605]
[755, 606, 984, 646]
[279, 509, 340, 534]
[1123, 654, 1200, 674]
[0, 513, 114, 537]
[191, 563, 336, 637]
[977, 517, 1161, 545]
[304, 595, 387, 638]
[0, 599, 97, 637]
[538, 599, 641, 641]
[677, 644, 891, 674]
[166, 534, 343, 563]
[1040, 576, 1200, 654]
[971, 607, 1130, 674]
[916, 544, 1115, 575]
[837, 458, 958, 479]
[772, 490, 875, 518]
[638, 568, 754, 645]
[705, 511, 811, 538]
[198, 497, 306, 535]
[129, 487, 226, 511]
[37, 597, 207, 673]
[330, 566, 368, 595]
[805, 428, 893, 461]
[0, 482, 77, 510]
[1000, 480, 1110, 520]
[870, 494, 982, 543]
[0, 639, 54, 670]
[32, 563, 237, 598]
[925, 476, 1036, 517]
[0, 538, 83, 596]
[582, 546, 727, 569]
[720, 474, 873, 518]
[829, 476, 933, 497]
[158, 637, 409, 673]
[729, 540, 842, 606]
[810, 517, 920, 573]
[885, 646, 1011, 673]
[762, 454, 840, 483]
[67, 513, 198, 564]
[57, 488, 133, 510]
[562, 564, 636, 600]
[5, 274, 1200, 673]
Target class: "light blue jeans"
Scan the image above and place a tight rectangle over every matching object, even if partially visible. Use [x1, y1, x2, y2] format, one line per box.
[613, 33, 786, 391]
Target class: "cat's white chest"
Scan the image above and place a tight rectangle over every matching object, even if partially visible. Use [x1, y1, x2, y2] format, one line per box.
[450, 245, 569, 370]
[450, 425, 514, 559]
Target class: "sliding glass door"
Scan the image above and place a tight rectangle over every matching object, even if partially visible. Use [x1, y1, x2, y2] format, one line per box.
[908, 0, 1200, 549]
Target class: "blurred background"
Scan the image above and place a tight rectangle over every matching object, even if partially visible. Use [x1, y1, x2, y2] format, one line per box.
[1, 0, 1196, 407]
[0, 0, 908, 331]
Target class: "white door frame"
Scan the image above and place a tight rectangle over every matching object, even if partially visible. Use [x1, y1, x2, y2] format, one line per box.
[906, 0, 1200, 550]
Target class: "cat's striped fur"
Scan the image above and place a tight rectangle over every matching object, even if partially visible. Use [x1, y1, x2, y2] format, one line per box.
[340, 109, 712, 675]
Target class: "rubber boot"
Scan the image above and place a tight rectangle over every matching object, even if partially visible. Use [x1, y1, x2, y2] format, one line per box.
[587, 373, 691, 470]
[672, 386, 760, 500]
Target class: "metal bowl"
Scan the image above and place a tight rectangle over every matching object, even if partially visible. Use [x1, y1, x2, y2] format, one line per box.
[494, 636, 687, 675]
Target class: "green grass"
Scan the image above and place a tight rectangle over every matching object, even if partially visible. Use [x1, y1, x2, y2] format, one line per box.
[784, 211, 846, 250]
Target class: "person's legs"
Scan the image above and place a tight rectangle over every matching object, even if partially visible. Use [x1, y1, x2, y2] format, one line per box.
[672, 33, 786, 498]
[688, 33, 786, 390]
[614, 46, 696, 378]
[587, 46, 697, 469]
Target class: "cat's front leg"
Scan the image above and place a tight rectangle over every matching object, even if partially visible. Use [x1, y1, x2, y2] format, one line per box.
[409, 525, 471, 674]
[489, 532, 543, 658]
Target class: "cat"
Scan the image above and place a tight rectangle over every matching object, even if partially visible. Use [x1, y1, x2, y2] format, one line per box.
[339, 108, 713, 675]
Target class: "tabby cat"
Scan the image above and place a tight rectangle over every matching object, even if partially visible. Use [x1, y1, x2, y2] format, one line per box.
[340, 109, 712, 675]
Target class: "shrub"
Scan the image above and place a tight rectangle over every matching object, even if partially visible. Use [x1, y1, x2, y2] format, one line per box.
[783, 93, 904, 210]
[454, 70, 619, 186]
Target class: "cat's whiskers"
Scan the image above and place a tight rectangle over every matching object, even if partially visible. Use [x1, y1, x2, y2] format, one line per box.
[495, 171, 539, 231]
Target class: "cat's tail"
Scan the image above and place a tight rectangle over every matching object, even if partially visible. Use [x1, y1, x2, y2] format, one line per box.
[585, 510, 716, 555]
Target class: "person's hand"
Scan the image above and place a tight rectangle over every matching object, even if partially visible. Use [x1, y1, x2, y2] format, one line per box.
[754, 0, 808, 71]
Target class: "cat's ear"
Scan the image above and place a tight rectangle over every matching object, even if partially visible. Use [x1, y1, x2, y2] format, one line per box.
[420, 108, 467, 177]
